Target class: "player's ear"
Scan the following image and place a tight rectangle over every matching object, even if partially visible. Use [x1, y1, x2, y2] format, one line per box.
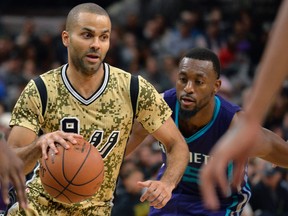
[62, 31, 69, 47]
[214, 79, 221, 94]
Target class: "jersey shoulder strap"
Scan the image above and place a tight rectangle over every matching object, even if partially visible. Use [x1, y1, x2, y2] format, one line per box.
[33, 76, 47, 116]
[130, 75, 139, 119]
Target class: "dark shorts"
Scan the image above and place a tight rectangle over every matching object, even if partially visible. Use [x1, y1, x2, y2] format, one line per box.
[149, 193, 242, 216]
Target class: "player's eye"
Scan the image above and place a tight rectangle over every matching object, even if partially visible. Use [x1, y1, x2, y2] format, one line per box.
[100, 34, 109, 41]
[195, 80, 204, 85]
[82, 32, 93, 39]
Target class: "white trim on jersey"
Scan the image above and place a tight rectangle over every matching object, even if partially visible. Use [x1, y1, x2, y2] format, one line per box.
[61, 63, 110, 105]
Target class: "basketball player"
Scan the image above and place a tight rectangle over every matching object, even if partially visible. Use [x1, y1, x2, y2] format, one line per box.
[5, 3, 189, 215]
[127, 47, 288, 215]
[0, 137, 27, 209]
[200, 0, 288, 210]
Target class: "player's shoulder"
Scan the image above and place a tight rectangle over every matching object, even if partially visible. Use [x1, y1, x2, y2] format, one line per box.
[163, 88, 176, 97]
[216, 94, 241, 114]
[47, 65, 63, 74]
[33, 65, 64, 91]
[40, 65, 63, 80]
[162, 88, 177, 109]
[109, 64, 130, 77]
[109, 64, 152, 89]
[216, 94, 239, 107]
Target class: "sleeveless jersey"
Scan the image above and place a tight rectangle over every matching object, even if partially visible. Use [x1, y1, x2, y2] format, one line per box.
[8, 63, 172, 216]
[150, 88, 251, 216]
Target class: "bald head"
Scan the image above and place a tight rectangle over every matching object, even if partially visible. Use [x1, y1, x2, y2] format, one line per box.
[66, 3, 109, 31]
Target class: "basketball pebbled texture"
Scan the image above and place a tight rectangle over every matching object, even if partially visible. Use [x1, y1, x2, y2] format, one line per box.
[39, 137, 104, 204]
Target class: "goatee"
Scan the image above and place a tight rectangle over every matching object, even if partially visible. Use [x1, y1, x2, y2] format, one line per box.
[179, 107, 198, 119]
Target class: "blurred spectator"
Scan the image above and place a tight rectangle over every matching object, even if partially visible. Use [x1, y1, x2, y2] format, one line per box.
[161, 55, 179, 86]
[247, 158, 268, 187]
[250, 165, 288, 216]
[161, 13, 205, 58]
[264, 85, 288, 131]
[0, 102, 11, 139]
[218, 34, 237, 73]
[36, 31, 56, 71]
[0, 50, 28, 111]
[136, 142, 163, 180]
[119, 32, 140, 72]
[112, 160, 149, 216]
[143, 14, 170, 58]
[0, 35, 14, 64]
[14, 18, 39, 49]
[138, 56, 172, 92]
[52, 22, 68, 66]
[203, 7, 226, 54]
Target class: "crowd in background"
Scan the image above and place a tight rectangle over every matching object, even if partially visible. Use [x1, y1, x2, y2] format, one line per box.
[0, 0, 288, 215]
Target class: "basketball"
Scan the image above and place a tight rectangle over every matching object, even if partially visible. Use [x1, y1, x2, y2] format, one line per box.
[39, 137, 104, 204]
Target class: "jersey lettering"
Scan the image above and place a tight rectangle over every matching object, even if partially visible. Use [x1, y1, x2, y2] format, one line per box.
[89, 131, 120, 158]
[97, 131, 120, 158]
[60, 118, 120, 159]
[60, 117, 80, 134]
[90, 130, 103, 147]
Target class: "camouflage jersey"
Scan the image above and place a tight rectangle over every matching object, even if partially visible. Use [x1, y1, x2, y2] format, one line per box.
[8, 63, 172, 216]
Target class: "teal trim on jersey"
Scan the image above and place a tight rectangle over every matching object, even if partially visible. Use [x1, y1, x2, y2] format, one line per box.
[227, 162, 233, 182]
[184, 167, 199, 177]
[182, 176, 199, 184]
[182, 165, 200, 183]
[225, 194, 240, 216]
[175, 96, 221, 142]
[245, 181, 251, 190]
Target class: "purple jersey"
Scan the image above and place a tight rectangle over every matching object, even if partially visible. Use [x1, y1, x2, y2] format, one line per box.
[150, 88, 251, 216]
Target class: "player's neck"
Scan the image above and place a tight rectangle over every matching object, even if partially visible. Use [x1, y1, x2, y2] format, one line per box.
[179, 102, 215, 136]
[66, 65, 105, 99]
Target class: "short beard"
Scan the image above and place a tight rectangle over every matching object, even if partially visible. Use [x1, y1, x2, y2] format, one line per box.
[179, 107, 198, 119]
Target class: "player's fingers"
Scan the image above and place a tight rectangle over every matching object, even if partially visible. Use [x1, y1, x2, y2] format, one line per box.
[146, 187, 160, 203]
[231, 159, 246, 189]
[213, 163, 230, 198]
[41, 145, 49, 160]
[39, 136, 58, 159]
[151, 194, 167, 209]
[12, 166, 27, 208]
[200, 166, 220, 210]
[137, 181, 154, 202]
[1, 175, 10, 205]
[200, 160, 231, 210]
[55, 131, 82, 144]
[137, 180, 151, 188]
[64, 133, 83, 145]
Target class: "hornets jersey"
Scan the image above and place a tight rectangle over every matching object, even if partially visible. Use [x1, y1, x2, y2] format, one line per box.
[8, 63, 172, 216]
[150, 88, 251, 216]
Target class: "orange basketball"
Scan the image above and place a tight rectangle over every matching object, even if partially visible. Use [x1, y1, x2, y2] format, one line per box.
[39, 137, 104, 204]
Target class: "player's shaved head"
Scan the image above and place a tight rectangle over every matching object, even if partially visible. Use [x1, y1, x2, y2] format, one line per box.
[66, 3, 109, 31]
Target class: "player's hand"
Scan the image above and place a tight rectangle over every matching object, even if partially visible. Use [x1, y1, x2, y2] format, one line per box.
[200, 156, 246, 210]
[0, 140, 27, 209]
[200, 117, 259, 210]
[37, 131, 83, 160]
[137, 180, 173, 209]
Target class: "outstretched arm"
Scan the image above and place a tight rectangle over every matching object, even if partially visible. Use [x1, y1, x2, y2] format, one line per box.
[199, 0, 288, 211]
[0, 135, 27, 209]
[127, 118, 189, 209]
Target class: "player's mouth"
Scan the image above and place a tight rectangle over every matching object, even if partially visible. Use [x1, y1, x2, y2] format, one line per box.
[180, 96, 196, 106]
[85, 54, 100, 63]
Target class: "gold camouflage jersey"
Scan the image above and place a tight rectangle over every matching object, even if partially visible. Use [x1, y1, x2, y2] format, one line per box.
[8, 63, 172, 216]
